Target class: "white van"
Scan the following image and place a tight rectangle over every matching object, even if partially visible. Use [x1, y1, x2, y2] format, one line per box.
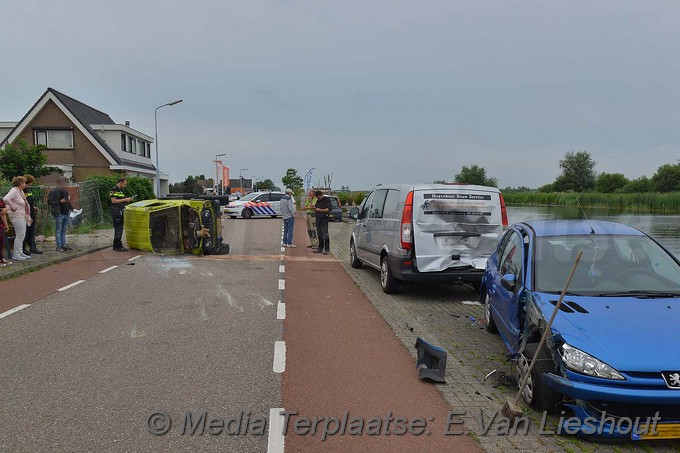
[348, 184, 508, 293]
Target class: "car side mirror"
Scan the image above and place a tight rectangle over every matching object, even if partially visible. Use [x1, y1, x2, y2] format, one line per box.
[501, 274, 517, 291]
[349, 207, 359, 220]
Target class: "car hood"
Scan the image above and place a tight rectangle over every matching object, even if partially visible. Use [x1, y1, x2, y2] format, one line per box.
[532, 292, 680, 372]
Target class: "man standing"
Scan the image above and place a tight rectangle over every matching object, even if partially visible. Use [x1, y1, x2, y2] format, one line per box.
[110, 177, 134, 251]
[47, 177, 73, 252]
[313, 190, 332, 255]
[304, 189, 318, 249]
[22, 174, 42, 255]
[281, 188, 297, 247]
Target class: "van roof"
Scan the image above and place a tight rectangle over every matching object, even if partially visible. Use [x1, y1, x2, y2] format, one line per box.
[372, 183, 501, 193]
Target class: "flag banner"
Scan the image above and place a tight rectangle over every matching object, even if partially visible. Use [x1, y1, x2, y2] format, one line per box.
[223, 165, 230, 189]
[304, 168, 315, 192]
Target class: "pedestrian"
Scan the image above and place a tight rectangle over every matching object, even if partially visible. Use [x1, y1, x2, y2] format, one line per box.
[281, 188, 297, 247]
[313, 190, 332, 255]
[47, 177, 73, 252]
[0, 199, 11, 266]
[110, 177, 135, 251]
[304, 189, 318, 249]
[3, 176, 32, 261]
[22, 174, 43, 255]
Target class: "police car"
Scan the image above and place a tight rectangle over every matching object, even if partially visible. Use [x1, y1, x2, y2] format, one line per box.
[225, 191, 285, 219]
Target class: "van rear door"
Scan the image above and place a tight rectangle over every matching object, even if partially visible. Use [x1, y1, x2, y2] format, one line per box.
[411, 186, 503, 273]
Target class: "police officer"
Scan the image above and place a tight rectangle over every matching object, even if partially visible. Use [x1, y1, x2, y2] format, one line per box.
[110, 177, 134, 251]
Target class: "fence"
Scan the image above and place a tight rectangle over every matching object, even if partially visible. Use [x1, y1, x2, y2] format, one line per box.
[1, 180, 109, 251]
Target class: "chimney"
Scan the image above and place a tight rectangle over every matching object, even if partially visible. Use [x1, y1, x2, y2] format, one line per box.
[125, 121, 130, 127]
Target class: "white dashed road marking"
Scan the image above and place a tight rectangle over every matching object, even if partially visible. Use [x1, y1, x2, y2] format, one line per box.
[267, 408, 286, 453]
[99, 265, 118, 274]
[277, 301, 285, 320]
[278, 279, 285, 290]
[273, 341, 286, 373]
[279, 265, 285, 273]
[128, 255, 142, 262]
[57, 280, 86, 292]
[0, 304, 30, 319]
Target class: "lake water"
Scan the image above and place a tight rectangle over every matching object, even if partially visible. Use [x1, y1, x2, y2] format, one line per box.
[507, 205, 680, 257]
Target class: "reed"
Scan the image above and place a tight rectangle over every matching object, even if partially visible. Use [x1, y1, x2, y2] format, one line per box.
[503, 191, 680, 213]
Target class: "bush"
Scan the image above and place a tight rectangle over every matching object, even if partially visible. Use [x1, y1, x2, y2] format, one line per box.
[86, 175, 155, 220]
[336, 192, 352, 206]
[352, 191, 366, 206]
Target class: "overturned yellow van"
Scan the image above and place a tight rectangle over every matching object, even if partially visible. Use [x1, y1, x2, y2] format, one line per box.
[124, 199, 229, 255]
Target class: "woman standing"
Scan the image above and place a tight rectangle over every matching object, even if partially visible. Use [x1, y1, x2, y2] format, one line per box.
[0, 198, 10, 265]
[22, 174, 42, 255]
[3, 176, 32, 261]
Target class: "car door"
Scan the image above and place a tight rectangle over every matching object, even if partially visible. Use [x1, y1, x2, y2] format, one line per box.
[488, 228, 527, 353]
[269, 193, 283, 216]
[363, 189, 388, 267]
[354, 191, 375, 263]
[252, 193, 271, 216]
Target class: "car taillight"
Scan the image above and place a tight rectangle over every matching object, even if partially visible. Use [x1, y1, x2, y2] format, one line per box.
[499, 193, 509, 228]
[401, 190, 414, 250]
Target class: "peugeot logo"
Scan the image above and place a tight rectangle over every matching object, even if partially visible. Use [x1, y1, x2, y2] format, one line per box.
[661, 371, 680, 389]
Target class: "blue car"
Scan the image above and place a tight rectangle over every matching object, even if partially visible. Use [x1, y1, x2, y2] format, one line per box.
[481, 220, 680, 440]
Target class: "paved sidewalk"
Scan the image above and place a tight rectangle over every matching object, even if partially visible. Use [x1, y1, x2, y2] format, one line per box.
[0, 229, 114, 281]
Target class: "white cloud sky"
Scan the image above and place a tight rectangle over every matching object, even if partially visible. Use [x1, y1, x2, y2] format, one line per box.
[2, 0, 680, 189]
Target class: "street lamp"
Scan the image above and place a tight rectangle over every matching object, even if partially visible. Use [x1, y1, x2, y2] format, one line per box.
[251, 175, 258, 192]
[154, 99, 183, 197]
[240, 168, 248, 195]
[215, 153, 226, 195]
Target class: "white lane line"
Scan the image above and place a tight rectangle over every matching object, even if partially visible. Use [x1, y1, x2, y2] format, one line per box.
[267, 408, 286, 453]
[0, 304, 30, 319]
[273, 341, 286, 373]
[278, 279, 285, 290]
[279, 265, 285, 273]
[277, 301, 286, 320]
[280, 247, 285, 253]
[128, 255, 142, 262]
[57, 280, 85, 292]
[99, 265, 119, 274]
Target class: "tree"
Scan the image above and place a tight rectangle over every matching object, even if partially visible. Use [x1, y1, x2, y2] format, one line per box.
[322, 173, 333, 189]
[281, 168, 303, 191]
[596, 173, 629, 193]
[0, 138, 62, 181]
[622, 176, 652, 193]
[169, 174, 204, 194]
[257, 179, 275, 191]
[552, 151, 596, 192]
[454, 164, 498, 187]
[651, 162, 680, 192]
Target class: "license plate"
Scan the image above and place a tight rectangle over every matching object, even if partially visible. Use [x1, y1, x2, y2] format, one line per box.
[438, 237, 460, 247]
[633, 423, 680, 440]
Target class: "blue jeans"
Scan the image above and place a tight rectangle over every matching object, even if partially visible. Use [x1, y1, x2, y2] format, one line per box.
[283, 217, 295, 245]
[54, 214, 69, 247]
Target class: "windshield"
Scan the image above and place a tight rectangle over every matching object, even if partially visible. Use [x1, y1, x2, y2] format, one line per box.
[239, 193, 259, 201]
[534, 234, 680, 295]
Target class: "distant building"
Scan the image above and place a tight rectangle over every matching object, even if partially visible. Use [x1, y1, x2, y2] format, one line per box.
[229, 178, 252, 194]
[0, 88, 166, 194]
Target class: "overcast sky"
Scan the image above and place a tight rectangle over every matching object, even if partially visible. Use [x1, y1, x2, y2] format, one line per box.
[3, 0, 680, 190]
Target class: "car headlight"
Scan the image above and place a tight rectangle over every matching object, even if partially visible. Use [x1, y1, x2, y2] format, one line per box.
[560, 344, 625, 380]
[226, 204, 235, 208]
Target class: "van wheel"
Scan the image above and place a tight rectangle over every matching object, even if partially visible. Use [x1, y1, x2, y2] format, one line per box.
[484, 293, 498, 333]
[517, 343, 561, 414]
[380, 256, 399, 294]
[241, 208, 253, 219]
[350, 240, 362, 268]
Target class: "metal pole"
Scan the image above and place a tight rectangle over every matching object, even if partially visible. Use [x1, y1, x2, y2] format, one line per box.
[154, 99, 183, 197]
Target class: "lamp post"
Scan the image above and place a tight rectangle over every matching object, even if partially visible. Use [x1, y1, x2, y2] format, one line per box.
[240, 168, 248, 195]
[251, 175, 258, 192]
[154, 99, 183, 197]
[215, 153, 226, 195]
